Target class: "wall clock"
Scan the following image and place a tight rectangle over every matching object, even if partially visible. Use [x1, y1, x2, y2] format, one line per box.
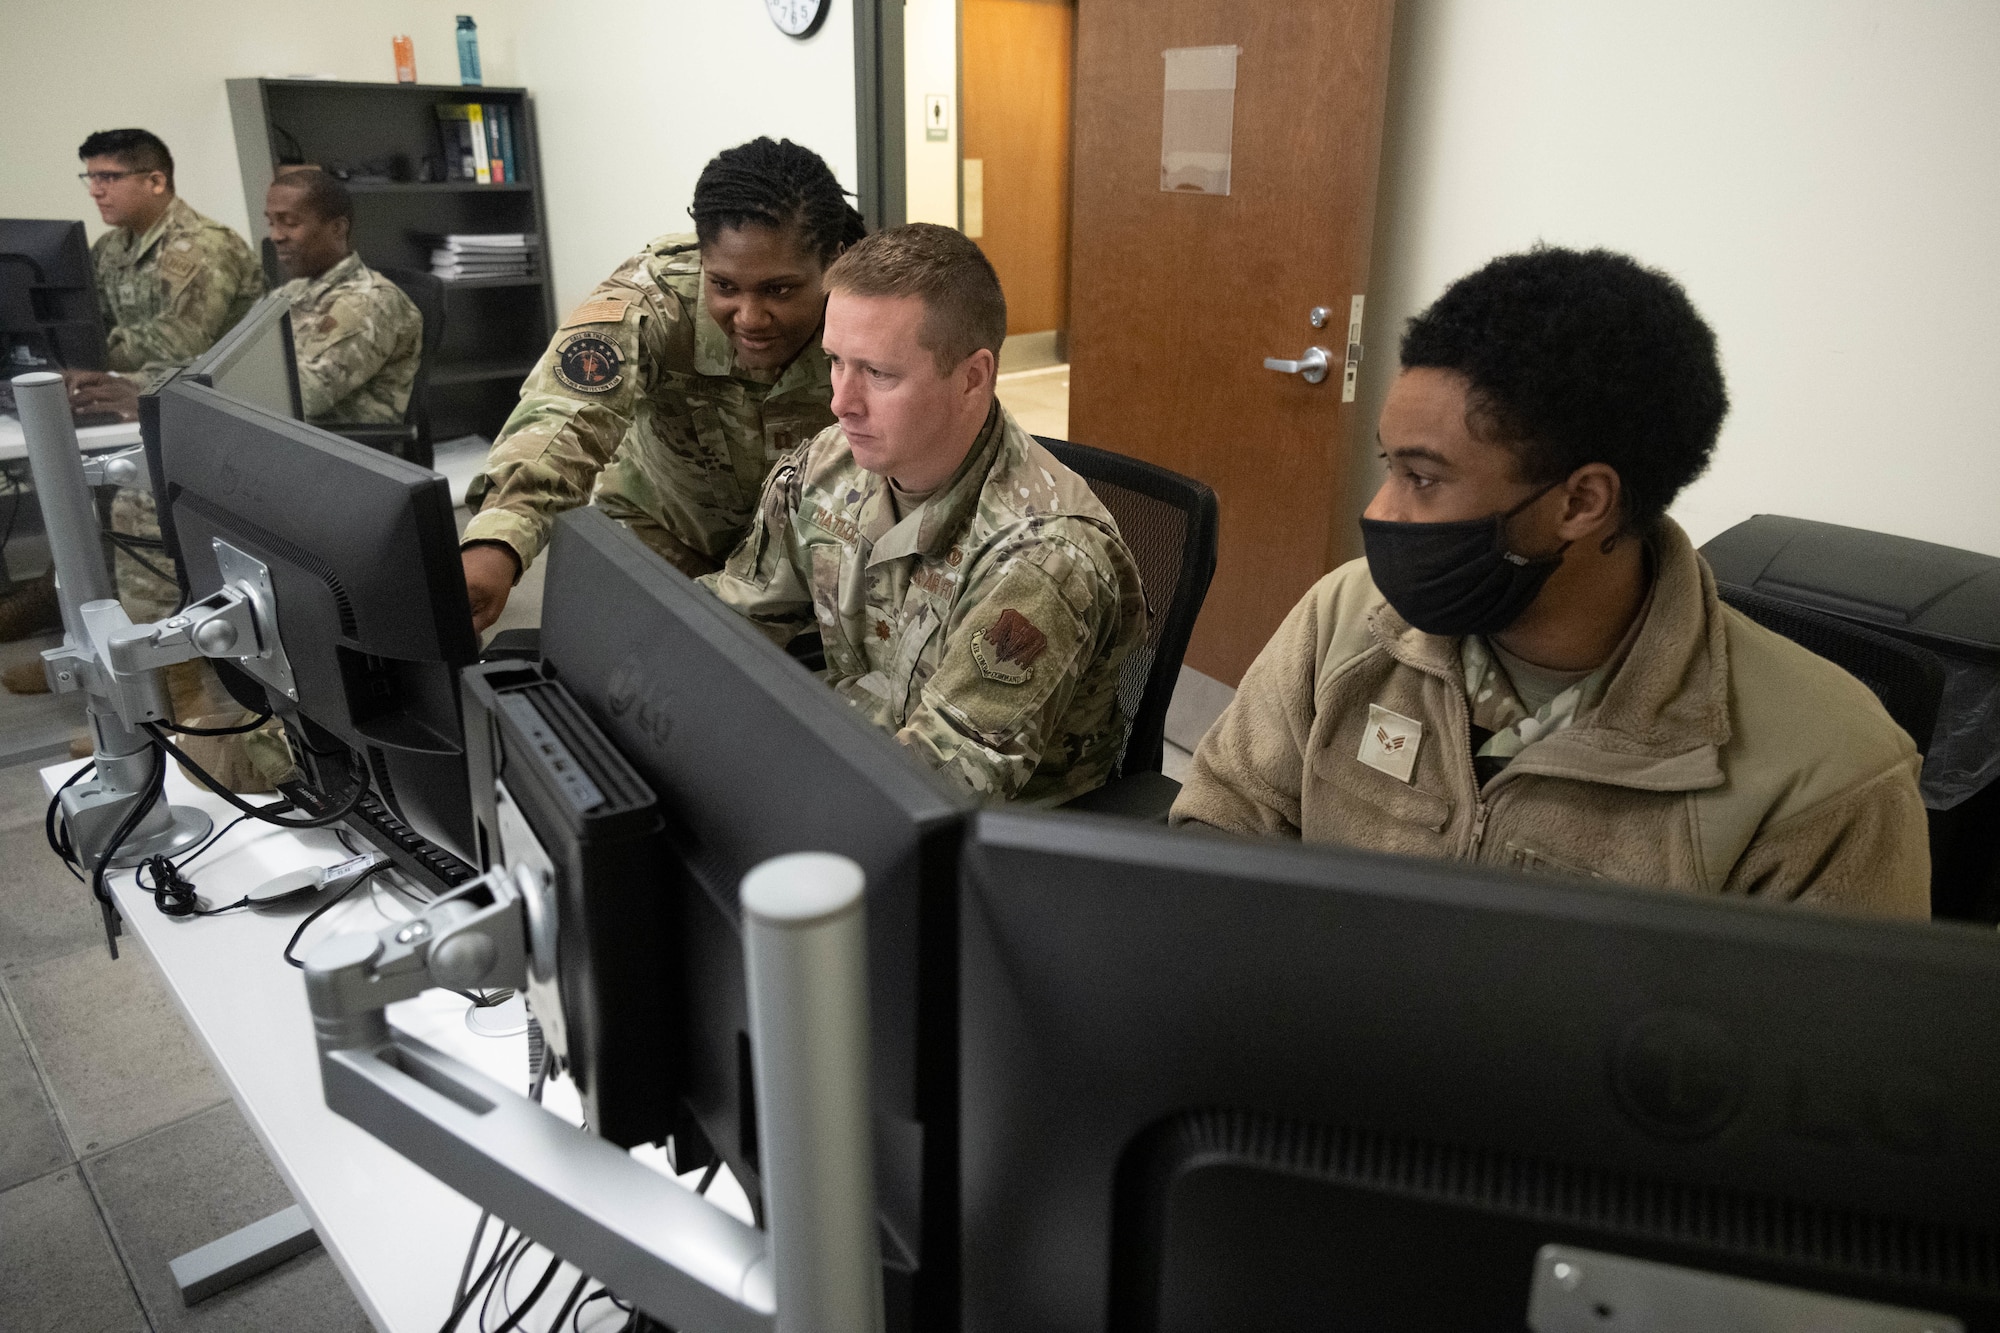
[766, 0, 830, 39]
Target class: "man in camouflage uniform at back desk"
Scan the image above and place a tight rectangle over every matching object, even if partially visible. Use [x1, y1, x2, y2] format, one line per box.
[6, 130, 261, 682]
[704, 225, 1147, 804]
[265, 169, 421, 425]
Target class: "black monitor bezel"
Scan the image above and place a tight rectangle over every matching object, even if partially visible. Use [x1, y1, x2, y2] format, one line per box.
[961, 809, 2000, 1331]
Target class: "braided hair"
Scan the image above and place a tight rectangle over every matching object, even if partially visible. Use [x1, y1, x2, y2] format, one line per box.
[689, 137, 868, 265]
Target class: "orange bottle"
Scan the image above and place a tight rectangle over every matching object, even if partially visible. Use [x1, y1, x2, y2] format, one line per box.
[392, 35, 416, 84]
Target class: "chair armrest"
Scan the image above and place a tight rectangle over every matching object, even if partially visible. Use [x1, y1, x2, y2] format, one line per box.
[1056, 770, 1183, 823]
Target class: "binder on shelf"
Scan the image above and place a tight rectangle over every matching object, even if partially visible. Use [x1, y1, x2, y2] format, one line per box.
[433, 103, 475, 180]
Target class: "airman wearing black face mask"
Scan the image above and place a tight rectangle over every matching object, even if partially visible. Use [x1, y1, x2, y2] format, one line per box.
[1171, 247, 1930, 920]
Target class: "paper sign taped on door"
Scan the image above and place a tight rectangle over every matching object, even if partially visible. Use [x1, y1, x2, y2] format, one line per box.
[1161, 45, 1240, 196]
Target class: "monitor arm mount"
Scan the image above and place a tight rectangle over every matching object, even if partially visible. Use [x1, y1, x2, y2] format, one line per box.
[304, 852, 885, 1333]
[12, 372, 297, 956]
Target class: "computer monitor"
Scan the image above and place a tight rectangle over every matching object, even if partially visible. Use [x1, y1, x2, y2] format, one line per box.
[146, 373, 480, 879]
[525, 506, 973, 1327]
[961, 812, 2000, 1332]
[0, 218, 106, 375]
[181, 289, 302, 420]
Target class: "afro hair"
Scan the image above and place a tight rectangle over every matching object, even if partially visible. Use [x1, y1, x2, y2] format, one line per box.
[1399, 246, 1728, 531]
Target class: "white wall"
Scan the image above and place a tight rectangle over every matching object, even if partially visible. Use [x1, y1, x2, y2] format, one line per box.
[1361, 0, 2000, 560]
[904, 0, 962, 226]
[0, 1, 859, 320]
[513, 3, 857, 313]
[0, 2, 523, 244]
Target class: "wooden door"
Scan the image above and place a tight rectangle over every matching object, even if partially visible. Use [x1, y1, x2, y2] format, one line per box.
[961, 0, 1075, 336]
[1068, 0, 1394, 684]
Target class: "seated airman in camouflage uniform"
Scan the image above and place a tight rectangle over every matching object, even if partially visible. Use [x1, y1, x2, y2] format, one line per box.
[704, 225, 1147, 805]
[266, 169, 421, 424]
[460, 138, 867, 632]
[77, 129, 265, 391]
[5, 130, 260, 682]
[81, 128, 264, 626]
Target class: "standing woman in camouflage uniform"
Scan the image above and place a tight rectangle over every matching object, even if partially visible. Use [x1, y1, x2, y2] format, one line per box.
[461, 137, 867, 631]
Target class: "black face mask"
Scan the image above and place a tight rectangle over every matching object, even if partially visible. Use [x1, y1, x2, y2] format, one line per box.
[1360, 482, 1568, 637]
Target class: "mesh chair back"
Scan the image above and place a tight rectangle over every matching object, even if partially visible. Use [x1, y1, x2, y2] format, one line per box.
[376, 266, 447, 457]
[1718, 583, 1947, 752]
[1036, 437, 1218, 774]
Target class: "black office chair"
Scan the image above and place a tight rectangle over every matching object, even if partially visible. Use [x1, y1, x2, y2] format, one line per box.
[327, 265, 445, 469]
[1716, 583, 1977, 918]
[1036, 436, 1219, 822]
[1717, 583, 1947, 754]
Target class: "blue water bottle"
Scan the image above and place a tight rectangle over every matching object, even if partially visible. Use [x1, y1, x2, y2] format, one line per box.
[455, 15, 482, 87]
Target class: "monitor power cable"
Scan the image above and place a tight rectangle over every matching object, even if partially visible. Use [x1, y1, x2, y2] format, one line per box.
[142, 722, 370, 829]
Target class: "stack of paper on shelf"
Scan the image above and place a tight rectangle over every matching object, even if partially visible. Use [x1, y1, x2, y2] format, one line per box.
[427, 234, 538, 282]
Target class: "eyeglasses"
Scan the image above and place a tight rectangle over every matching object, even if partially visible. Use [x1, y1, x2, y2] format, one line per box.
[77, 169, 151, 187]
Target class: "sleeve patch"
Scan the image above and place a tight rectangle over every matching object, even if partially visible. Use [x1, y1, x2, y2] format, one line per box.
[971, 608, 1047, 685]
[553, 331, 625, 394]
[564, 296, 630, 327]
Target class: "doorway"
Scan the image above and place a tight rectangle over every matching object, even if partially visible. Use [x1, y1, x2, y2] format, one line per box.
[965, 0, 1076, 440]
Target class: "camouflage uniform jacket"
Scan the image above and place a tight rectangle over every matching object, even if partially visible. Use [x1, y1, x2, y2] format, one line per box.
[462, 232, 835, 578]
[92, 196, 264, 388]
[278, 252, 422, 424]
[702, 403, 1149, 805]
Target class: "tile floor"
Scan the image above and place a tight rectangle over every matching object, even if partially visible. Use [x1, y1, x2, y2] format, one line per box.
[0, 760, 372, 1332]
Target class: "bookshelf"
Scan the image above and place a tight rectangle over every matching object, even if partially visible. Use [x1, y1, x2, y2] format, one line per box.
[226, 78, 558, 440]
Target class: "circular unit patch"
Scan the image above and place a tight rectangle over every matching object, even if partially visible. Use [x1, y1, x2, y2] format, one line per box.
[555, 332, 625, 394]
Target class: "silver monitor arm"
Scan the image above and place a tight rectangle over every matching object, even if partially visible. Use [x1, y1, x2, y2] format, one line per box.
[303, 851, 885, 1333]
[13, 372, 299, 913]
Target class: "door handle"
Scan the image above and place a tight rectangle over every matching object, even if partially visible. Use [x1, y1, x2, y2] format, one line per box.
[1263, 346, 1331, 385]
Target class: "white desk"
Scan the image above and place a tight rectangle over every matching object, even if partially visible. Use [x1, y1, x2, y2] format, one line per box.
[0, 412, 141, 461]
[41, 760, 743, 1331]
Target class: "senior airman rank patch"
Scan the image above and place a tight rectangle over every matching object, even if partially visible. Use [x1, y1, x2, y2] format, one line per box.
[971, 608, 1047, 685]
[554, 332, 624, 394]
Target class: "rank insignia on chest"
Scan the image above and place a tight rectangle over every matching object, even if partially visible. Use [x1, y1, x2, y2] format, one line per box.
[971, 608, 1047, 685]
[554, 332, 625, 394]
[1359, 703, 1423, 783]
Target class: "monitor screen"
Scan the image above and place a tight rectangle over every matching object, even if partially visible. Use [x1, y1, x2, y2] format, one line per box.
[183, 290, 302, 420]
[960, 811, 2000, 1332]
[0, 218, 105, 374]
[531, 506, 972, 1326]
[150, 375, 479, 867]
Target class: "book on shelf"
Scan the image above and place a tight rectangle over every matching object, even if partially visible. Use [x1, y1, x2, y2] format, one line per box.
[494, 104, 518, 183]
[483, 105, 506, 184]
[432, 103, 522, 184]
[466, 104, 490, 183]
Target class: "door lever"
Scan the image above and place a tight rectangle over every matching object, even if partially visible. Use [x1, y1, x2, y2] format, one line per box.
[1263, 346, 1331, 385]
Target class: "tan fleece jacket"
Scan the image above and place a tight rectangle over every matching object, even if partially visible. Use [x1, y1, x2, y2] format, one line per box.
[1171, 519, 1931, 918]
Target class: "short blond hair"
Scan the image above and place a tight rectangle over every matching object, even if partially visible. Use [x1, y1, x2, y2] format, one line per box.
[824, 223, 1007, 374]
